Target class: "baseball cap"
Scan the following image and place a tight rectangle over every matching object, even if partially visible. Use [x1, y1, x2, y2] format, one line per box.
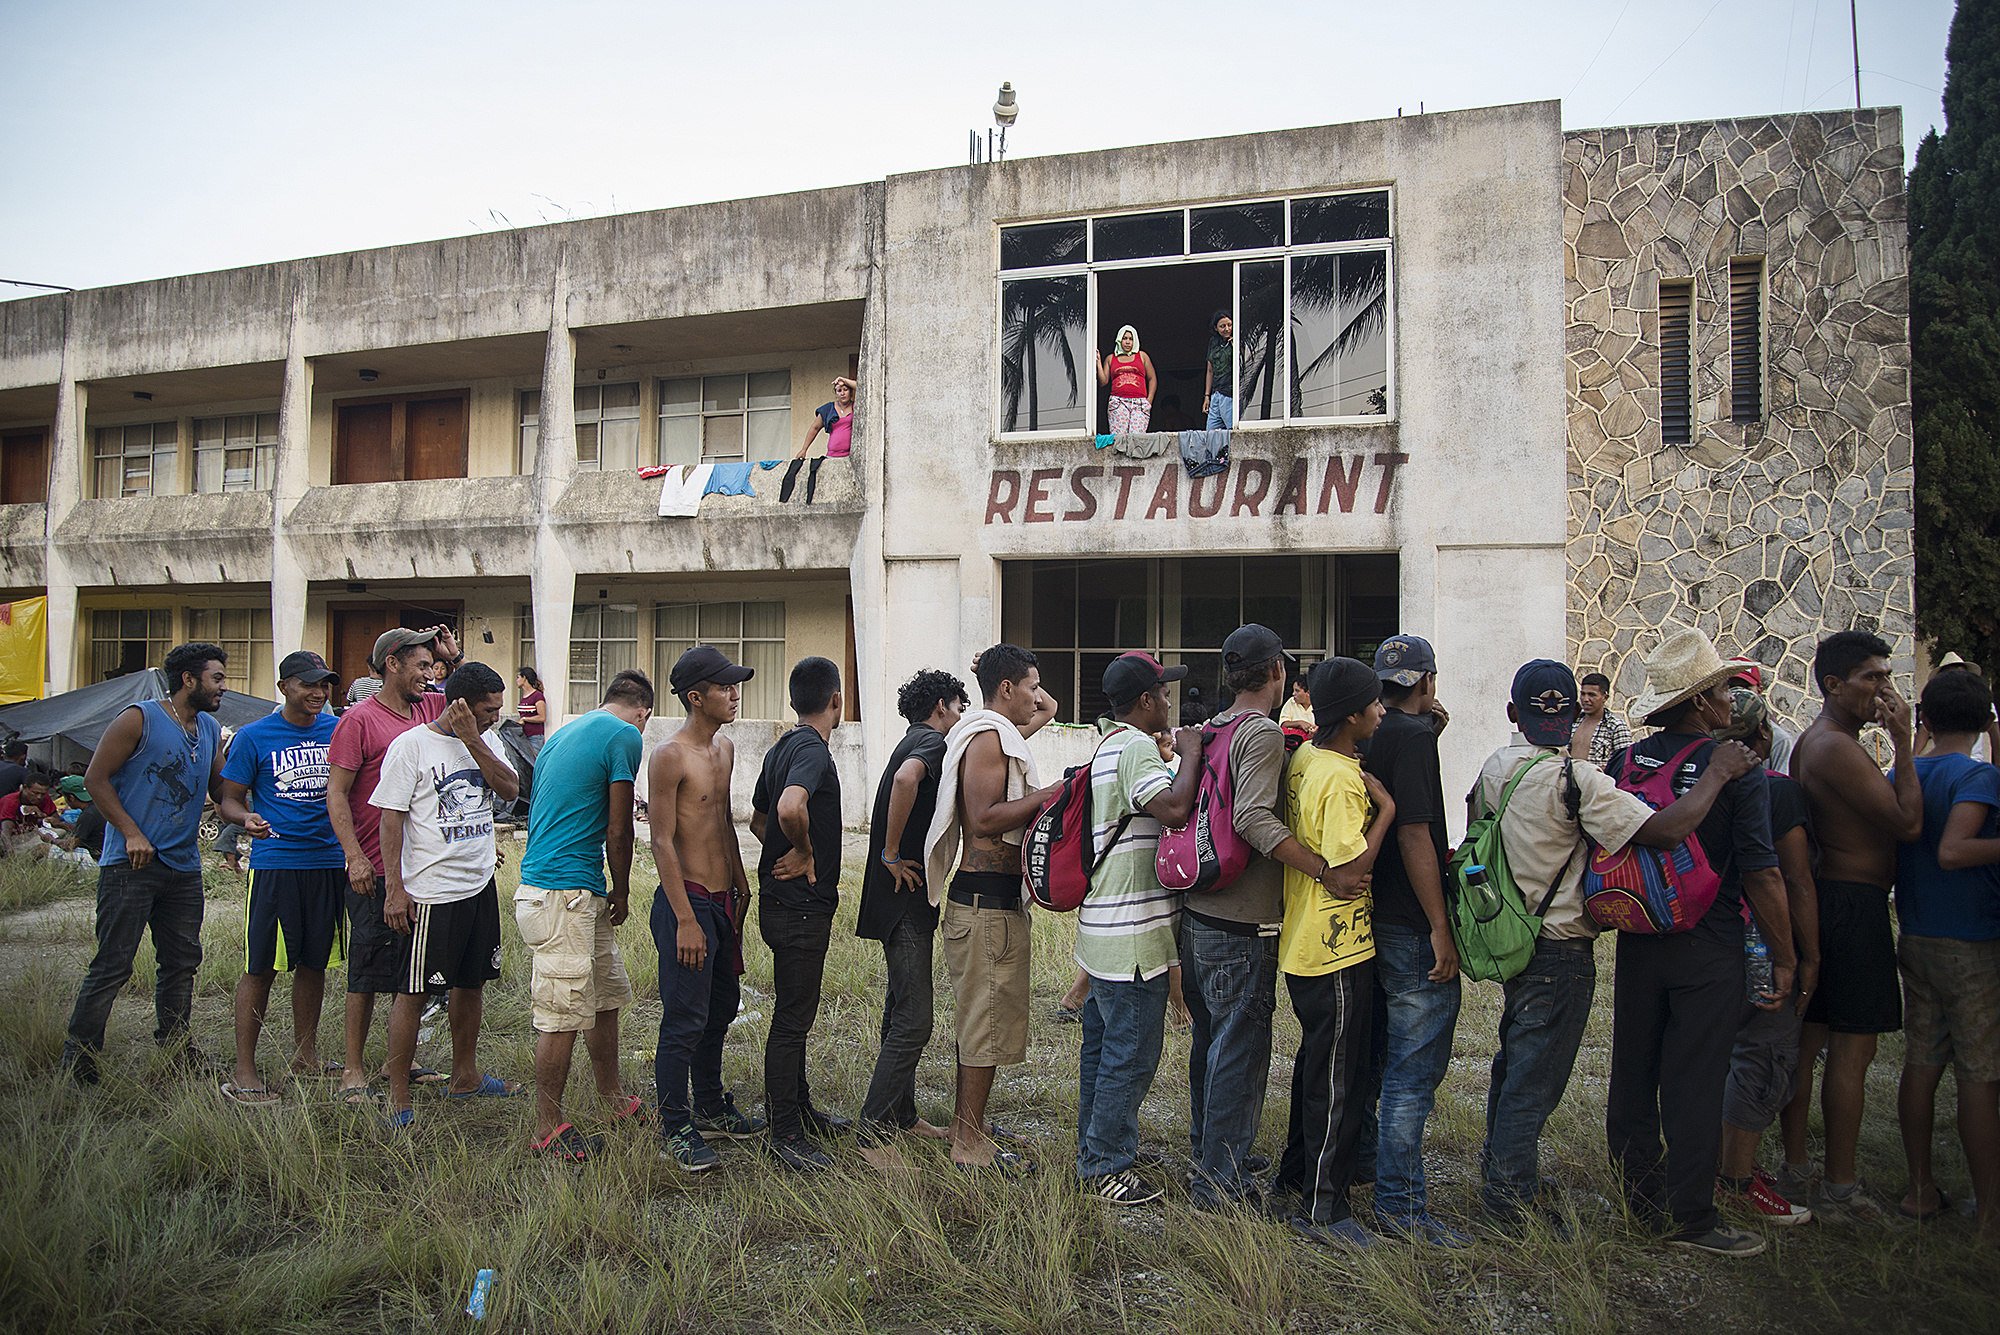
[1102, 651, 1188, 710]
[1222, 623, 1289, 673]
[278, 651, 339, 686]
[1374, 634, 1437, 688]
[57, 775, 90, 802]
[371, 627, 437, 670]
[1511, 660, 1580, 748]
[670, 645, 755, 695]
[1726, 658, 1763, 691]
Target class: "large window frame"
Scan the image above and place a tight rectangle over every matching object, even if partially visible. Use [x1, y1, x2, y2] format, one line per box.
[653, 600, 788, 720]
[518, 602, 642, 717]
[193, 413, 278, 494]
[89, 609, 173, 682]
[93, 422, 180, 499]
[658, 372, 792, 465]
[519, 382, 643, 473]
[186, 607, 274, 694]
[997, 189, 1397, 438]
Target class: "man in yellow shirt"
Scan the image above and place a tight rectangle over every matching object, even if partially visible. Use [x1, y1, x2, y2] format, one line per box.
[1274, 657, 1396, 1247]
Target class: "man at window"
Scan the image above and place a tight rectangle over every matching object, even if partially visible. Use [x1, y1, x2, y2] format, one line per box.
[1203, 311, 1235, 430]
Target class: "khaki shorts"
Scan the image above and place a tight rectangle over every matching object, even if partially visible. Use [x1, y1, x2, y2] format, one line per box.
[1899, 933, 2000, 1083]
[942, 896, 1031, 1067]
[515, 886, 634, 1033]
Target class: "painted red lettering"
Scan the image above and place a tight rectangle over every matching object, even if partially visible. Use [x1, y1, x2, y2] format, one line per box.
[1274, 459, 1309, 516]
[1023, 468, 1061, 523]
[1111, 466, 1145, 519]
[1144, 467, 1180, 520]
[984, 470, 1021, 524]
[1064, 467, 1102, 521]
[1320, 455, 1365, 514]
[1372, 452, 1409, 514]
[1188, 474, 1225, 518]
[1231, 459, 1272, 517]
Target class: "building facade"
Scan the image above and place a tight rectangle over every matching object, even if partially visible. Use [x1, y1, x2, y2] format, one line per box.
[0, 100, 1911, 819]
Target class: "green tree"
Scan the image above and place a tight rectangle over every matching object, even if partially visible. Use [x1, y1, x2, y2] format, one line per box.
[1913, 0, 2000, 672]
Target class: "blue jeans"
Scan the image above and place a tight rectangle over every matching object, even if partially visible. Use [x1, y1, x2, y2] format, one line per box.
[63, 861, 206, 1062]
[1362, 922, 1463, 1224]
[1077, 971, 1170, 1179]
[1182, 917, 1279, 1206]
[1206, 393, 1234, 430]
[651, 890, 740, 1125]
[1480, 937, 1596, 1217]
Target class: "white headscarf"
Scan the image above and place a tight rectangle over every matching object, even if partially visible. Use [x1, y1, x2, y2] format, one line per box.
[1113, 325, 1141, 357]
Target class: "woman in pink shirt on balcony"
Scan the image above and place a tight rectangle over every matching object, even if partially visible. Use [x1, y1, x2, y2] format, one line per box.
[795, 376, 857, 460]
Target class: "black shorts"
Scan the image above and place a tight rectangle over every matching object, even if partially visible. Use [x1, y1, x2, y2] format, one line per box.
[346, 879, 406, 995]
[400, 880, 503, 996]
[1803, 880, 1903, 1034]
[244, 867, 347, 974]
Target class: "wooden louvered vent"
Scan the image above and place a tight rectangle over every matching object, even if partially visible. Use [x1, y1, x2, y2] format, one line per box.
[1730, 258, 1764, 422]
[1659, 280, 1693, 445]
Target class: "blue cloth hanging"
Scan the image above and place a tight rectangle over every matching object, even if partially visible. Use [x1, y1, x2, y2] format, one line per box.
[701, 462, 757, 497]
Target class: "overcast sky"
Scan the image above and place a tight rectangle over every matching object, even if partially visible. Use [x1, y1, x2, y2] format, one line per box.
[0, 0, 1956, 299]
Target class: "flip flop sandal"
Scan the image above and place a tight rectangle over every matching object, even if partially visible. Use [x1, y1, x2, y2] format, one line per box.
[407, 1065, 450, 1087]
[339, 1085, 381, 1107]
[445, 1073, 524, 1099]
[383, 1107, 416, 1131]
[220, 1081, 280, 1107]
[609, 1095, 648, 1125]
[986, 1121, 1029, 1144]
[532, 1122, 602, 1163]
[1900, 1188, 1953, 1222]
[955, 1148, 1038, 1179]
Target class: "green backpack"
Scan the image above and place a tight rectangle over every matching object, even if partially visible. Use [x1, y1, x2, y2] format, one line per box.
[1448, 754, 1578, 983]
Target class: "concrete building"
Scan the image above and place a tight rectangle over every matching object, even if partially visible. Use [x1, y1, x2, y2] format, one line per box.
[0, 100, 1912, 820]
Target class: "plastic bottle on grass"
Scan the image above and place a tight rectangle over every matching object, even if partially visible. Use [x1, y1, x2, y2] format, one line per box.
[467, 1269, 494, 1321]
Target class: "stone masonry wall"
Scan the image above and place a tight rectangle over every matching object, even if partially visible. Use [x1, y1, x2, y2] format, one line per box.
[1563, 110, 1913, 730]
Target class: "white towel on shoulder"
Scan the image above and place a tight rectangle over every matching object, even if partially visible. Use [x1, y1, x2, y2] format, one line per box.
[922, 709, 1041, 907]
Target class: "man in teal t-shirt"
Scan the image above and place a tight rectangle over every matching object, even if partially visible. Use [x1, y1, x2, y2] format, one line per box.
[515, 671, 653, 1161]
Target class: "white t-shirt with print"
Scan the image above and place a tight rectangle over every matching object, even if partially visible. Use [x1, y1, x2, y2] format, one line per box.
[374, 724, 515, 904]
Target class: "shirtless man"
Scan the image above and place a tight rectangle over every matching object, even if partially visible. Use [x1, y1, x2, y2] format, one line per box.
[923, 644, 1060, 1172]
[650, 647, 762, 1173]
[516, 669, 652, 1162]
[1781, 630, 1924, 1221]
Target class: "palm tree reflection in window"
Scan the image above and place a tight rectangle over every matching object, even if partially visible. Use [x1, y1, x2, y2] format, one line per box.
[1290, 252, 1389, 418]
[1001, 274, 1087, 433]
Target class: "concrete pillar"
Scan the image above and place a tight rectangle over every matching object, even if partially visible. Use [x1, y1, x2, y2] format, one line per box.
[530, 256, 578, 725]
[849, 184, 894, 775]
[43, 347, 84, 694]
[270, 286, 312, 657]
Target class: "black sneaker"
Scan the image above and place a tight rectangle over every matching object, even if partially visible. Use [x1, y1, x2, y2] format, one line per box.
[1669, 1224, 1766, 1258]
[59, 1045, 100, 1087]
[661, 1124, 721, 1174]
[1086, 1169, 1163, 1205]
[772, 1134, 835, 1173]
[692, 1093, 767, 1140]
[801, 1105, 852, 1138]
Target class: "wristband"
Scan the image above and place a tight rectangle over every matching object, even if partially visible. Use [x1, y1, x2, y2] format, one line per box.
[881, 851, 900, 865]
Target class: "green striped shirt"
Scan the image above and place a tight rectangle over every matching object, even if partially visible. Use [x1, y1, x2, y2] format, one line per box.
[1075, 719, 1179, 982]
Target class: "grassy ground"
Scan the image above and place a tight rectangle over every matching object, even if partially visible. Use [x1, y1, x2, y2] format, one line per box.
[0, 832, 1993, 1334]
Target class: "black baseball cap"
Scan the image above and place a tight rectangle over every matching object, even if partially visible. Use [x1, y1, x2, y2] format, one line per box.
[1374, 634, 1437, 688]
[1102, 651, 1188, 710]
[1222, 623, 1290, 674]
[670, 645, 755, 695]
[278, 651, 339, 686]
[1511, 659, 1580, 748]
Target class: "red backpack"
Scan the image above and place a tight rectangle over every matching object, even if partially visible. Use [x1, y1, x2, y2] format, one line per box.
[1156, 712, 1258, 894]
[1580, 738, 1723, 933]
[1024, 734, 1133, 913]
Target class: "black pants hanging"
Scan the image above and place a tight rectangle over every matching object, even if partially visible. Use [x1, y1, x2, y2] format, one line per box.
[779, 458, 823, 503]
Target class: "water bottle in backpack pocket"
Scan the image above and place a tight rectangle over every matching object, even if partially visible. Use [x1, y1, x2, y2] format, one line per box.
[1580, 738, 1722, 933]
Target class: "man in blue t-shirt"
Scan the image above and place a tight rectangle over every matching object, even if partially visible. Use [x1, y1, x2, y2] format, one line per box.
[215, 652, 345, 1104]
[515, 670, 652, 1162]
[1894, 669, 2000, 1237]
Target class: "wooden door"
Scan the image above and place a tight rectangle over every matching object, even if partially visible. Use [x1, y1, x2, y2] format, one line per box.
[335, 403, 395, 485]
[0, 429, 49, 504]
[330, 605, 398, 689]
[406, 397, 467, 480]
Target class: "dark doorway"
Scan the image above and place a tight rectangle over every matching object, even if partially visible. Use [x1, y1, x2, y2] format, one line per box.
[1094, 261, 1230, 434]
[328, 601, 462, 689]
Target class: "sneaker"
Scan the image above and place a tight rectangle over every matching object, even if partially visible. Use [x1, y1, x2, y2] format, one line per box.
[692, 1093, 766, 1140]
[1816, 1181, 1888, 1225]
[1291, 1216, 1379, 1249]
[58, 1045, 100, 1087]
[1378, 1211, 1473, 1248]
[1134, 1144, 1170, 1168]
[1087, 1169, 1163, 1205]
[1721, 1170, 1812, 1226]
[772, 1134, 834, 1173]
[801, 1105, 852, 1138]
[1775, 1159, 1818, 1201]
[661, 1124, 721, 1174]
[1669, 1224, 1766, 1258]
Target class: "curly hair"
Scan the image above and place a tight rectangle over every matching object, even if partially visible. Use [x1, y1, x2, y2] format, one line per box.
[897, 669, 970, 725]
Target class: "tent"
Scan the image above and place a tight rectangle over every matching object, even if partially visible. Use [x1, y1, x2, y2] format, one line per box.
[0, 670, 280, 772]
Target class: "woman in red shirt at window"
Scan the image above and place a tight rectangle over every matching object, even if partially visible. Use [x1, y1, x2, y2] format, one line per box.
[1095, 324, 1156, 434]
[516, 667, 547, 753]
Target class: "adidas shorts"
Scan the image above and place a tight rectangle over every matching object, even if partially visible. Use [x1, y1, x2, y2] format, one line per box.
[399, 879, 504, 996]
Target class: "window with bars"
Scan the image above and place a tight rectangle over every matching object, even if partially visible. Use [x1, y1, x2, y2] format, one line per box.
[519, 383, 643, 472]
[1729, 258, 1764, 422]
[193, 414, 278, 493]
[89, 609, 172, 682]
[94, 422, 179, 498]
[658, 372, 792, 465]
[1659, 280, 1693, 445]
[186, 607, 273, 694]
[654, 601, 788, 719]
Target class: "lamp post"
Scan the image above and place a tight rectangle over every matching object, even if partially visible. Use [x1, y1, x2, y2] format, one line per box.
[993, 81, 1018, 162]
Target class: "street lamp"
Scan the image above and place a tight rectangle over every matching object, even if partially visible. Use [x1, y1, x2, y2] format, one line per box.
[993, 82, 1018, 162]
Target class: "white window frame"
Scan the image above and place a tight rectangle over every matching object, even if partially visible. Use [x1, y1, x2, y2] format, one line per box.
[192, 413, 278, 494]
[186, 607, 272, 694]
[93, 421, 180, 499]
[652, 600, 788, 720]
[88, 608, 173, 682]
[657, 372, 792, 465]
[995, 189, 1397, 439]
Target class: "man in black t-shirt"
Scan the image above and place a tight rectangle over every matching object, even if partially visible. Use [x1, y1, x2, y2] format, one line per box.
[0, 739, 28, 800]
[854, 669, 968, 1162]
[749, 656, 848, 1171]
[1607, 629, 1795, 1259]
[1358, 634, 1466, 1245]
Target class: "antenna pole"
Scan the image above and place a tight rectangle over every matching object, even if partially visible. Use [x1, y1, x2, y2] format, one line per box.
[1850, 0, 1861, 109]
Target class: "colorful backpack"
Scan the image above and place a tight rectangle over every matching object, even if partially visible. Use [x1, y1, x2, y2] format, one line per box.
[1580, 738, 1722, 933]
[1156, 712, 1258, 895]
[1024, 734, 1133, 913]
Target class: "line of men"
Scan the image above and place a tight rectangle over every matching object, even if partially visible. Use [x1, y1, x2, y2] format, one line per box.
[50, 620, 1996, 1252]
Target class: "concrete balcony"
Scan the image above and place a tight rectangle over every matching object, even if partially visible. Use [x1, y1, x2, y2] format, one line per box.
[0, 503, 47, 587]
[549, 461, 864, 576]
[285, 476, 536, 581]
[54, 492, 274, 585]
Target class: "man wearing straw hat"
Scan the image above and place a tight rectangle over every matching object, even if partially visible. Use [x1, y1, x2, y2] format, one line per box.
[1605, 628, 1796, 1258]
